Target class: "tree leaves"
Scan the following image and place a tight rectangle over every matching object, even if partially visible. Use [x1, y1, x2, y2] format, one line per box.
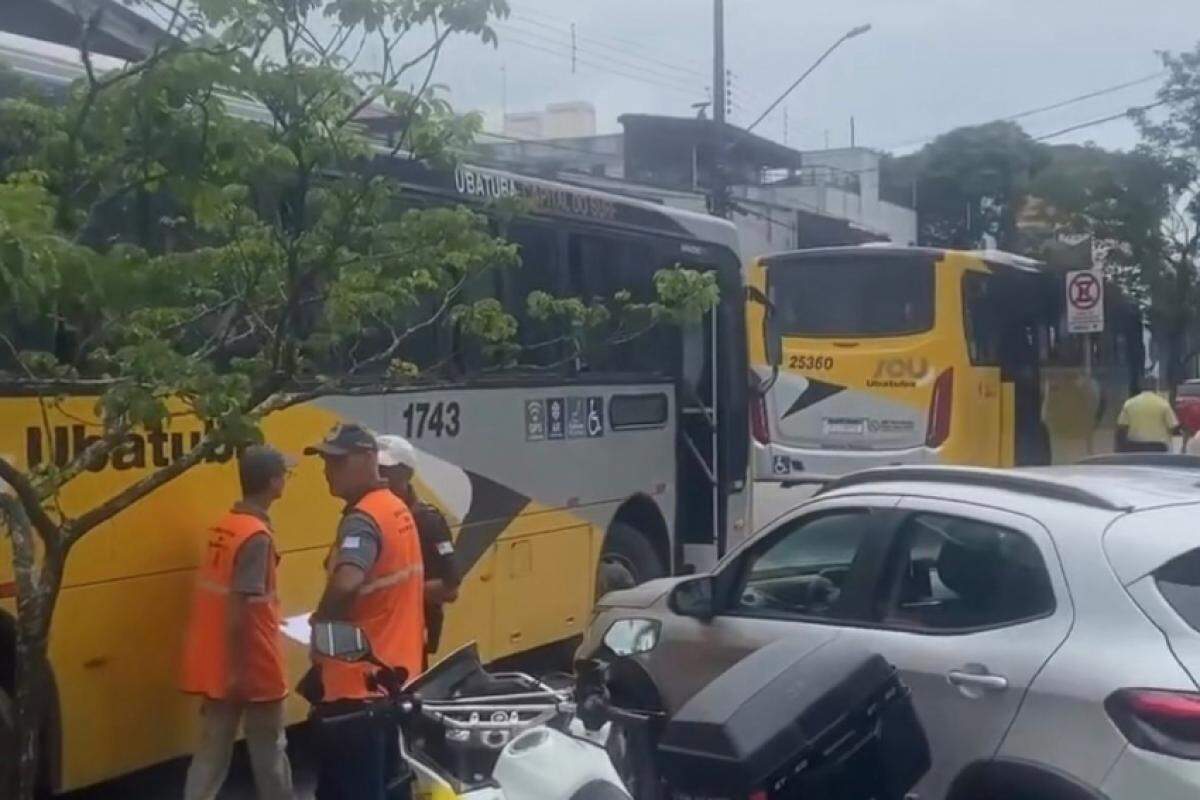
[892, 121, 1049, 250]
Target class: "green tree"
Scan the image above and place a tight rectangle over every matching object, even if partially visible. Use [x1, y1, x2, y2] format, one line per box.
[1017, 45, 1200, 394]
[0, 3, 719, 797]
[1128, 43, 1200, 391]
[891, 121, 1050, 249]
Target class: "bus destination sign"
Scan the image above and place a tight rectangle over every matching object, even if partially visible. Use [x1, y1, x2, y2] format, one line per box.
[455, 165, 618, 222]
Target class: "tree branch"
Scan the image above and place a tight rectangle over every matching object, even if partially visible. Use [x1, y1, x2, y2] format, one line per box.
[63, 430, 214, 544]
[342, 27, 450, 128]
[0, 458, 61, 548]
[344, 273, 469, 376]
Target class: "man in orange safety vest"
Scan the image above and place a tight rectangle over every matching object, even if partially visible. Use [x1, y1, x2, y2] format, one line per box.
[304, 423, 424, 800]
[180, 444, 296, 800]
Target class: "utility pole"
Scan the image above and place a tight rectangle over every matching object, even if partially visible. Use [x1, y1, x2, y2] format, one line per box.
[570, 23, 577, 74]
[711, 0, 729, 217]
[850, 116, 856, 148]
[783, 107, 789, 145]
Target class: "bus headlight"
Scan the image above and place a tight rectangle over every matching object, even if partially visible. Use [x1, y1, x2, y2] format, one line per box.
[603, 618, 662, 656]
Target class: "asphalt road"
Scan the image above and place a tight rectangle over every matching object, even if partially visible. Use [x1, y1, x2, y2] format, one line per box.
[65, 725, 319, 799]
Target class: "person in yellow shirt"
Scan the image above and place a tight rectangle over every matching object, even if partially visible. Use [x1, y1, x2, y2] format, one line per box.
[1116, 378, 1181, 453]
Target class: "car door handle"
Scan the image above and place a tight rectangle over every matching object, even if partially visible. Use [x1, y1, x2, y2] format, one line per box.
[947, 669, 1009, 692]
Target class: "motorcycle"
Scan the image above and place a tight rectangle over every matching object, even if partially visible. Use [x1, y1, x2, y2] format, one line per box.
[310, 622, 932, 800]
[309, 620, 645, 799]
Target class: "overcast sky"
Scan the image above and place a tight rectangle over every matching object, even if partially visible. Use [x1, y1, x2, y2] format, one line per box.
[417, 0, 1200, 155]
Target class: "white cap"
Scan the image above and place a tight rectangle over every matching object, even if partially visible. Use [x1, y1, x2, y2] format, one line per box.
[377, 434, 417, 472]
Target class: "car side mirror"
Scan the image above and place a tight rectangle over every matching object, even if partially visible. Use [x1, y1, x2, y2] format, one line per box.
[311, 621, 372, 662]
[669, 576, 717, 620]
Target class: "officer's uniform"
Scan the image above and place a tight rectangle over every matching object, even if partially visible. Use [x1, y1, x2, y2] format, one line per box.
[304, 424, 424, 800]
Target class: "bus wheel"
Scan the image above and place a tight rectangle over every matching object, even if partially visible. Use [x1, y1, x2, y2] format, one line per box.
[1, 686, 14, 798]
[598, 523, 665, 599]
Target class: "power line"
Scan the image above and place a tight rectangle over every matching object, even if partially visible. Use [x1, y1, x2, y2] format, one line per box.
[881, 72, 1167, 150]
[493, 30, 705, 99]
[1034, 100, 1166, 141]
[493, 27, 702, 96]
[506, 15, 771, 108]
[1005, 71, 1165, 122]
[509, 5, 711, 73]
[508, 12, 709, 82]
[494, 21, 704, 95]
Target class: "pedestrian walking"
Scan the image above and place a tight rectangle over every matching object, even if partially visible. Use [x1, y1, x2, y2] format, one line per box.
[377, 435, 461, 665]
[304, 423, 424, 800]
[1116, 377, 1181, 453]
[180, 445, 296, 800]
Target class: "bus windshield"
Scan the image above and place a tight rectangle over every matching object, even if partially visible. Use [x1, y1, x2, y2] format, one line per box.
[770, 255, 935, 338]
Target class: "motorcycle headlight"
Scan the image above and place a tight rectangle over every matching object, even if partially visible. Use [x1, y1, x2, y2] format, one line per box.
[603, 618, 661, 656]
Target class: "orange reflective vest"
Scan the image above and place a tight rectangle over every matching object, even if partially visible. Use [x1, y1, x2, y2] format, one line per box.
[318, 488, 425, 701]
[180, 510, 287, 702]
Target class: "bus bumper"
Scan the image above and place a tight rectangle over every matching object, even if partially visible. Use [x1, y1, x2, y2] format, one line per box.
[753, 440, 940, 480]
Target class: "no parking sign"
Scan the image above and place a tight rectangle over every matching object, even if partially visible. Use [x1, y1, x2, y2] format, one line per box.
[1066, 269, 1104, 334]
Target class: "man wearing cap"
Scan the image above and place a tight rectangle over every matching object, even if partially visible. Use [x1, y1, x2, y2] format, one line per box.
[305, 423, 424, 800]
[180, 445, 295, 800]
[377, 435, 461, 665]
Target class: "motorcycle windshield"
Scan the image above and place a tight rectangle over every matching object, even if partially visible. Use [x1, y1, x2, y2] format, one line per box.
[409, 641, 487, 700]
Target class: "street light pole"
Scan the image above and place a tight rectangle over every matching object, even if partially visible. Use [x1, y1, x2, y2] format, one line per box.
[711, 0, 729, 217]
[745, 23, 872, 135]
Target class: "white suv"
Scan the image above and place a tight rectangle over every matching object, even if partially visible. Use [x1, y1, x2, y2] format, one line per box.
[580, 459, 1200, 800]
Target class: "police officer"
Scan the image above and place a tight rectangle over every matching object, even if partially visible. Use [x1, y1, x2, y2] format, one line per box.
[304, 423, 424, 800]
[376, 435, 460, 664]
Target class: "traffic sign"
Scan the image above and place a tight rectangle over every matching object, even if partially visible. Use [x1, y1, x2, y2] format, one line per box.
[1066, 269, 1104, 334]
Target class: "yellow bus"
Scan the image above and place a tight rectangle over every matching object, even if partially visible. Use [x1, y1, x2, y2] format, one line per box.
[0, 149, 750, 800]
[746, 245, 1142, 481]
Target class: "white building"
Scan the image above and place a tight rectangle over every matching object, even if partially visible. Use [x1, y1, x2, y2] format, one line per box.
[477, 114, 917, 258]
[503, 102, 597, 141]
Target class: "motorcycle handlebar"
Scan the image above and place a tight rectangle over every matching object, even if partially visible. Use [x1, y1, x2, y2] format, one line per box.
[314, 696, 418, 727]
[577, 693, 658, 731]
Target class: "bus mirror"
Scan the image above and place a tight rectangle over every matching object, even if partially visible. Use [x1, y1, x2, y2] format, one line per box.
[764, 309, 783, 369]
[746, 286, 783, 370]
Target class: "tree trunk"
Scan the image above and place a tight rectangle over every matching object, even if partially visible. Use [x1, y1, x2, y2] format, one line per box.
[3, 498, 65, 800]
[14, 612, 51, 800]
[1165, 326, 1187, 403]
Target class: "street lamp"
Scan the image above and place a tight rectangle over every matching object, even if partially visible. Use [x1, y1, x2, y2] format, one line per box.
[745, 23, 872, 134]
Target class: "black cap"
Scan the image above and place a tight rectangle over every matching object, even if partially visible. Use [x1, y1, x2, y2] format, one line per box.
[303, 423, 378, 457]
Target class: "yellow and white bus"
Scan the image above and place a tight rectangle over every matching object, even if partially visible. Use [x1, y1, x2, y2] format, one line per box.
[0, 37, 753, 794]
[746, 245, 1141, 480]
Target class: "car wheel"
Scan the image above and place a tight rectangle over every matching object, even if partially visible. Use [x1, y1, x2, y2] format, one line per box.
[597, 523, 665, 599]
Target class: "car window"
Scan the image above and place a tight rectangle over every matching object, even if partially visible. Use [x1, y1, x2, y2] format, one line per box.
[883, 513, 1054, 631]
[1178, 383, 1200, 399]
[732, 511, 875, 621]
[1156, 549, 1200, 631]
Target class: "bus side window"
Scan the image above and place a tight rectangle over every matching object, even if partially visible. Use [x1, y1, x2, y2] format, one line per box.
[503, 223, 565, 368]
[963, 273, 1002, 366]
[565, 231, 667, 376]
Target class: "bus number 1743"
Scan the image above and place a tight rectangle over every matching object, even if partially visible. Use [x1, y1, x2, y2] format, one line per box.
[401, 401, 462, 438]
